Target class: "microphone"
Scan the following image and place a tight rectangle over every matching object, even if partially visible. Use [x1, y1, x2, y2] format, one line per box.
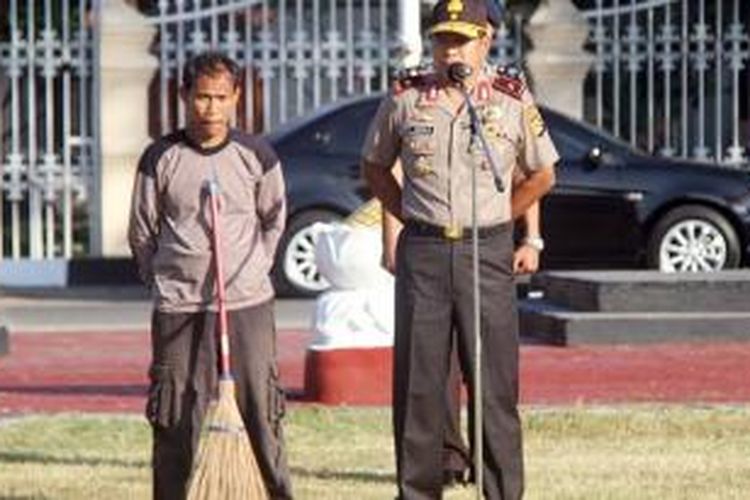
[447, 63, 472, 86]
[447, 62, 505, 193]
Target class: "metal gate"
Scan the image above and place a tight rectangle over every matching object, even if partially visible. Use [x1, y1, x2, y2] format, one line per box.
[583, 0, 749, 164]
[151, 0, 400, 134]
[150, 0, 525, 133]
[0, 0, 99, 260]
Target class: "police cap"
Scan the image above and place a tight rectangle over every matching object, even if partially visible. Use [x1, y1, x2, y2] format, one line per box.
[429, 0, 489, 40]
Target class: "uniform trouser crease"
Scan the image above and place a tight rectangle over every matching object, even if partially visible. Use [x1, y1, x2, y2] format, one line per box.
[393, 224, 523, 500]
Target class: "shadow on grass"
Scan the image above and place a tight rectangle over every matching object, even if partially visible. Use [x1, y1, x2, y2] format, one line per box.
[0, 496, 50, 500]
[0, 384, 147, 397]
[290, 466, 394, 484]
[0, 451, 148, 469]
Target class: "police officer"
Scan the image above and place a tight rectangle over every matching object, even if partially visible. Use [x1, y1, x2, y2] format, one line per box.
[362, 0, 558, 498]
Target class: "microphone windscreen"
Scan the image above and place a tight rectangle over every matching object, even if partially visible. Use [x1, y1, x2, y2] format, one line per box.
[447, 63, 472, 85]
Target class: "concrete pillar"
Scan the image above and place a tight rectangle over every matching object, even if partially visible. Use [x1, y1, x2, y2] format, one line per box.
[396, 0, 423, 69]
[94, 0, 156, 256]
[524, 0, 593, 120]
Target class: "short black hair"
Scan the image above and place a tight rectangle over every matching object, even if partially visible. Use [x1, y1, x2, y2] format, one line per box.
[182, 51, 240, 90]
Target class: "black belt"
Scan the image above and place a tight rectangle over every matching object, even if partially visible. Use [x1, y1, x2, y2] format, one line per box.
[405, 219, 507, 240]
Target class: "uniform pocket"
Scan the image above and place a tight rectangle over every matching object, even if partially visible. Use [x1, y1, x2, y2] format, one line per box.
[145, 363, 181, 429]
[403, 132, 437, 179]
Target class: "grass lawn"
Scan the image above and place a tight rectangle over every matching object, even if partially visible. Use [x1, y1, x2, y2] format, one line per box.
[0, 405, 748, 499]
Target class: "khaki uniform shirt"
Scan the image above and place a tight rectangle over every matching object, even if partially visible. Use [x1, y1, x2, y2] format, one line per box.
[362, 70, 559, 227]
[128, 129, 286, 313]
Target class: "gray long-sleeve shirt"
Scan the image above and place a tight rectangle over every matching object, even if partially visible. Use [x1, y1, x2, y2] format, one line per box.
[128, 129, 286, 313]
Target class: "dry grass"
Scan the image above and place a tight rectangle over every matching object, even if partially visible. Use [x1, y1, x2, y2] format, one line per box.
[0, 405, 748, 499]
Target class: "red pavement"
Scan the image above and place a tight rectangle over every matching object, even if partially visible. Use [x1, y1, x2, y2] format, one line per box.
[1, 329, 749, 415]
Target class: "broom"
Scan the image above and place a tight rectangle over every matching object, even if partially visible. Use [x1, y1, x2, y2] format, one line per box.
[186, 177, 269, 500]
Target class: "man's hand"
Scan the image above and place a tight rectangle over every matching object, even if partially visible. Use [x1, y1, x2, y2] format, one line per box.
[513, 244, 539, 274]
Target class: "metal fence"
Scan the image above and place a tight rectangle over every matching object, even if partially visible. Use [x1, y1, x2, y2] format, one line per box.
[0, 0, 99, 260]
[151, 0, 398, 134]
[150, 0, 524, 134]
[583, 0, 749, 164]
[2, 0, 748, 262]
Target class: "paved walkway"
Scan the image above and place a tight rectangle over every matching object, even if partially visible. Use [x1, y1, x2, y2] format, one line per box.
[2, 286, 749, 414]
[2, 328, 749, 415]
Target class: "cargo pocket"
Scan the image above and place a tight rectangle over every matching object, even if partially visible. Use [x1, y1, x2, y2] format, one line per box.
[145, 363, 181, 430]
[267, 364, 286, 436]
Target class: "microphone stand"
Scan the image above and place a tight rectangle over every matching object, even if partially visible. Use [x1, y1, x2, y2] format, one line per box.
[453, 76, 504, 500]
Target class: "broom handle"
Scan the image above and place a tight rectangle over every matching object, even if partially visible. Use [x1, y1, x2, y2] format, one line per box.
[207, 178, 232, 379]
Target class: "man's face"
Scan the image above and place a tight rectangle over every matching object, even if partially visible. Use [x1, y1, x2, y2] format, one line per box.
[182, 69, 239, 144]
[432, 31, 490, 83]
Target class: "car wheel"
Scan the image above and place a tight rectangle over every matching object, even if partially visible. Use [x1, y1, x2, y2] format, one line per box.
[273, 209, 343, 297]
[647, 205, 741, 272]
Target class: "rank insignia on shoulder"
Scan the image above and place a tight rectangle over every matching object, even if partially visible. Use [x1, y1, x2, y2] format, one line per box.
[392, 65, 436, 95]
[523, 105, 547, 137]
[493, 65, 525, 101]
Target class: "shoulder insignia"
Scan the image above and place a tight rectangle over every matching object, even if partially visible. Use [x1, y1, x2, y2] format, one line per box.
[492, 65, 525, 101]
[523, 105, 547, 137]
[392, 65, 436, 96]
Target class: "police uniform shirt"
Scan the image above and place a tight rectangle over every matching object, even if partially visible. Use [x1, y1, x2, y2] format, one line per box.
[362, 69, 559, 228]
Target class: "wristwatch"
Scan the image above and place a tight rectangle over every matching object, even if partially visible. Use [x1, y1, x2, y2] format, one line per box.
[523, 236, 544, 252]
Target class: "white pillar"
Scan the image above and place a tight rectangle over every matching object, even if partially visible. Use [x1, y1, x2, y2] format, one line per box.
[396, 0, 423, 69]
[94, 0, 157, 256]
[524, 0, 593, 120]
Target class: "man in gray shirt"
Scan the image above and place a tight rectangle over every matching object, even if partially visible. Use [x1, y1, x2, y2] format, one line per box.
[129, 51, 292, 499]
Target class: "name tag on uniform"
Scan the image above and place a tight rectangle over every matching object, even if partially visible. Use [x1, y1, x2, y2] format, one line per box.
[404, 124, 435, 137]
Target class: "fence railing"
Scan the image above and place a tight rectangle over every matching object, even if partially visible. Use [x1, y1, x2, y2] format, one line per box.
[0, 0, 99, 260]
[1, 0, 747, 262]
[583, 0, 749, 164]
[150, 0, 524, 134]
[151, 0, 397, 134]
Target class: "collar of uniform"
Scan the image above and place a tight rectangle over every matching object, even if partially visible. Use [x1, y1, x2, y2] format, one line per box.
[473, 79, 492, 103]
[183, 129, 232, 156]
[417, 77, 492, 108]
[416, 84, 440, 108]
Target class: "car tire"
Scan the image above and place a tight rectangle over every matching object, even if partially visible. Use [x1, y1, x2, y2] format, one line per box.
[272, 209, 343, 297]
[647, 204, 741, 272]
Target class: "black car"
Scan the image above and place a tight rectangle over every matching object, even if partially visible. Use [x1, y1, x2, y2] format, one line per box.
[269, 94, 750, 296]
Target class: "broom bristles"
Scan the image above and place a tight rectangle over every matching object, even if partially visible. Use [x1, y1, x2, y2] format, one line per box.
[187, 378, 269, 500]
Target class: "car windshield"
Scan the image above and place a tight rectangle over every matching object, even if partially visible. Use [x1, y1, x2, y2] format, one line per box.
[266, 95, 381, 144]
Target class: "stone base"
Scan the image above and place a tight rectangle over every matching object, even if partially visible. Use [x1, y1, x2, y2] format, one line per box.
[304, 346, 392, 405]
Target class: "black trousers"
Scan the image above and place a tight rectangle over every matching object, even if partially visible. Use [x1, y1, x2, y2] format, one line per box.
[147, 301, 293, 500]
[394, 223, 523, 500]
[443, 346, 471, 477]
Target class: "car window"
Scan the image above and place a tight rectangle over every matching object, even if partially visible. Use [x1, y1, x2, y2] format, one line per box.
[547, 125, 593, 161]
[543, 110, 644, 163]
[289, 99, 381, 156]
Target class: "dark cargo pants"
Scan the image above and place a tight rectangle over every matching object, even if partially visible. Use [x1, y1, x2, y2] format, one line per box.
[394, 222, 523, 500]
[147, 300, 293, 500]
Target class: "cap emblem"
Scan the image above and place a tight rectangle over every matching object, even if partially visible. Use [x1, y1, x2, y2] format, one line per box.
[447, 0, 464, 21]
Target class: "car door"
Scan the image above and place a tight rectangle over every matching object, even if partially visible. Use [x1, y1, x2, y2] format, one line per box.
[541, 114, 643, 269]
